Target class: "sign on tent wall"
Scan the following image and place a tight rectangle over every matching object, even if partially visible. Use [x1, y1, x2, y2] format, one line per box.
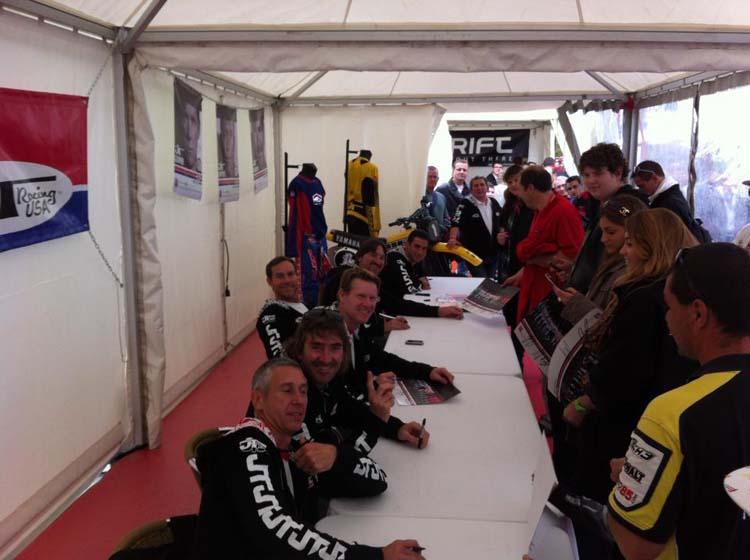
[450, 128, 530, 166]
[217, 104, 239, 203]
[250, 108, 268, 192]
[174, 79, 203, 200]
[0, 87, 88, 253]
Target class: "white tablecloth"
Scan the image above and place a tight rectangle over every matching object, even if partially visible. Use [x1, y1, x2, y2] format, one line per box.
[330, 375, 540, 522]
[317, 515, 529, 560]
[385, 315, 520, 376]
[394, 277, 520, 376]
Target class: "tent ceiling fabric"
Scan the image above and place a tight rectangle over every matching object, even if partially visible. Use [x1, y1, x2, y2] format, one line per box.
[46, 0, 750, 28]
[215, 70, 624, 101]
[37, 1, 750, 100]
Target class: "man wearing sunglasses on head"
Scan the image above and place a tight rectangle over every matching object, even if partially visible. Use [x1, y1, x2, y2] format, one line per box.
[608, 243, 750, 560]
[632, 160, 712, 243]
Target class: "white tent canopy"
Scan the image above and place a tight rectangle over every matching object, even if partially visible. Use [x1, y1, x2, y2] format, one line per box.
[4, 0, 750, 556]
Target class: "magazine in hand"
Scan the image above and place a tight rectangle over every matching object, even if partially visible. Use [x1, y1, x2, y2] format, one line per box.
[461, 278, 519, 317]
[514, 293, 601, 402]
[394, 378, 461, 406]
[547, 309, 601, 403]
[513, 293, 569, 374]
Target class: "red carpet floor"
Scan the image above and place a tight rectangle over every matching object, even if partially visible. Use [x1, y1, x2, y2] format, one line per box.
[17, 330, 545, 559]
[17, 333, 265, 560]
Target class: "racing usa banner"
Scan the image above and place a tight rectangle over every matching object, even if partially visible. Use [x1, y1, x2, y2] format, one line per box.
[0, 87, 88, 253]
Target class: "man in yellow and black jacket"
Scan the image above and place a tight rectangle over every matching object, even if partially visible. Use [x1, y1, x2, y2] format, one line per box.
[607, 243, 750, 560]
[346, 150, 380, 237]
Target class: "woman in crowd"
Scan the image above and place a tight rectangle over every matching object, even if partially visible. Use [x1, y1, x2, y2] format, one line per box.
[547, 195, 648, 484]
[496, 165, 535, 366]
[562, 208, 699, 503]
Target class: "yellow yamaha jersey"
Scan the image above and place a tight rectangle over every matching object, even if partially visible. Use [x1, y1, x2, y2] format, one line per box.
[346, 156, 380, 235]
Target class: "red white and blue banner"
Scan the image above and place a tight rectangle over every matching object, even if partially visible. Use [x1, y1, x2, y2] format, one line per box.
[174, 79, 203, 200]
[0, 87, 88, 253]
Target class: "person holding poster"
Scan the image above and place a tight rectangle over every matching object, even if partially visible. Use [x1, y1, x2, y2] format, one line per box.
[544, 195, 647, 485]
[249, 108, 268, 192]
[216, 104, 239, 203]
[174, 79, 202, 199]
[563, 210, 698, 506]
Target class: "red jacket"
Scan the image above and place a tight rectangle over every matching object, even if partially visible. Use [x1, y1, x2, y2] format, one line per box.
[516, 192, 584, 321]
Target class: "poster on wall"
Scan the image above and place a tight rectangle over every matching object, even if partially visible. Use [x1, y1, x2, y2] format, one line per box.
[249, 108, 268, 192]
[216, 104, 239, 203]
[450, 128, 530, 166]
[174, 79, 203, 200]
[0, 87, 88, 253]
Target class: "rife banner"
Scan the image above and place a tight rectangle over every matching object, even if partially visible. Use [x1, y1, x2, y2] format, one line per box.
[174, 79, 203, 200]
[249, 108, 268, 192]
[0, 87, 88, 253]
[216, 104, 239, 203]
[450, 128, 530, 166]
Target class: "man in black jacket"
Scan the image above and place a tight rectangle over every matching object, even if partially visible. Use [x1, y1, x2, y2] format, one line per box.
[257, 256, 308, 358]
[193, 357, 424, 559]
[566, 143, 648, 293]
[448, 175, 504, 277]
[285, 309, 426, 469]
[632, 159, 711, 243]
[436, 157, 470, 221]
[322, 237, 462, 322]
[380, 230, 463, 319]
[336, 268, 454, 445]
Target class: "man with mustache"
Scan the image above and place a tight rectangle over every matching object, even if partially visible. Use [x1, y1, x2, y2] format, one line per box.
[284, 309, 425, 495]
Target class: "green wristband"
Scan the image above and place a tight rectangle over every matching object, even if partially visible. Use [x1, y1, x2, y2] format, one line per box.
[573, 398, 589, 414]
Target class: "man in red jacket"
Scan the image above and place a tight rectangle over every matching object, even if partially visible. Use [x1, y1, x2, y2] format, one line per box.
[508, 165, 584, 322]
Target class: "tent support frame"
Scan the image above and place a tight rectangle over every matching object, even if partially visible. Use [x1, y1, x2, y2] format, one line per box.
[120, 0, 168, 53]
[136, 28, 750, 45]
[112, 35, 146, 449]
[1, 0, 115, 39]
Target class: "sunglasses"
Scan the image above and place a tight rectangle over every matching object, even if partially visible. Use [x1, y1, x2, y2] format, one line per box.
[674, 247, 705, 302]
[631, 166, 657, 179]
[604, 200, 632, 218]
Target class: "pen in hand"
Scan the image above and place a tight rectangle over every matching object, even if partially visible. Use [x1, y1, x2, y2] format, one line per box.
[417, 418, 426, 449]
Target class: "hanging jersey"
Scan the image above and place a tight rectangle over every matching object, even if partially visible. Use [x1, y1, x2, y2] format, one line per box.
[286, 174, 327, 257]
[346, 156, 380, 235]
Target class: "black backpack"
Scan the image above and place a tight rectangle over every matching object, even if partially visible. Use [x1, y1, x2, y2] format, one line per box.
[689, 217, 712, 244]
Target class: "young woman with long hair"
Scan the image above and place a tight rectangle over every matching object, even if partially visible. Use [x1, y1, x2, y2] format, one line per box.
[563, 208, 699, 503]
[547, 195, 648, 485]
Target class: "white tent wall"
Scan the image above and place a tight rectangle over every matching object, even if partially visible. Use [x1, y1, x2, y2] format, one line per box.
[280, 105, 442, 237]
[138, 68, 276, 412]
[0, 14, 126, 556]
[224, 106, 278, 346]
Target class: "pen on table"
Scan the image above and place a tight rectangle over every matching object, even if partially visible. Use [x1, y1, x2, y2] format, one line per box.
[417, 418, 426, 449]
[380, 313, 409, 325]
